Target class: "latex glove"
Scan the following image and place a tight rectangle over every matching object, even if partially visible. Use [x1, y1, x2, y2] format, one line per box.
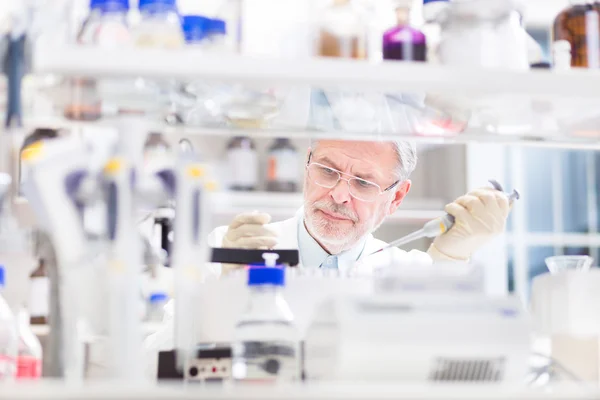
[427, 188, 510, 262]
[221, 211, 278, 274]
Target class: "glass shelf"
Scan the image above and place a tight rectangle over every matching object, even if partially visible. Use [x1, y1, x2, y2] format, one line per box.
[27, 46, 600, 149]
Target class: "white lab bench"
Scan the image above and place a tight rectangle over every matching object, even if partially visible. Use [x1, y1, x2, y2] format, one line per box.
[0, 382, 597, 400]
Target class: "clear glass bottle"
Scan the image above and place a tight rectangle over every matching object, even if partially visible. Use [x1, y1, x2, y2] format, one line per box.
[226, 137, 258, 191]
[232, 267, 299, 382]
[146, 292, 169, 322]
[64, 0, 131, 121]
[0, 266, 18, 381]
[16, 308, 42, 379]
[553, 0, 600, 68]
[317, 0, 367, 59]
[266, 138, 299, 193]
[134, 0, 185, 48]
[382, 1, 427, 61]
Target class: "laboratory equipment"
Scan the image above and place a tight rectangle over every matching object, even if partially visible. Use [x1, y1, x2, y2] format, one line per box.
[232, 266, 300, 382]
[64, 0, 131, 121]
[0, 266, 17, 381]
[134, 0, 185, 48]
[530, 256, 600, 382]
[28, 259, 49, 325]
[370, 180, 520, 256]
[437, 0, 529, 69]
[304, 280, 531, 382]
[266, 138, 299, 193]
[545, 255, 593, 274]
[146, 292, 169, 322]
[226, 137, 258, 191]
[316, 0, 367, 59]
[16, 308, 42, 379]
[382, 0, 427, 62]
[170, 153, 212, 372]
[554, 1, 600, 68]
[421, 0, 449, 63]
[207, 19, 227, 48]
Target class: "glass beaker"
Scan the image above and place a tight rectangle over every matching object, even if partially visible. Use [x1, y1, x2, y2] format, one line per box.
[544, 255, 594, 274]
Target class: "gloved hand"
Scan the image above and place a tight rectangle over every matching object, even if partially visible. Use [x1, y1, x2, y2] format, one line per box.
[221, 211, 278, 274]
[427, 188, 510, 262]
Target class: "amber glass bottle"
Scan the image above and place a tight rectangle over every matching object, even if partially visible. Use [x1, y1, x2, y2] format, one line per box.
[553, 0, 600, 68]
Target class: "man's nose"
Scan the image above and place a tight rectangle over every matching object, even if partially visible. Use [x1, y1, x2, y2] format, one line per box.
[329, 179, 351, 204]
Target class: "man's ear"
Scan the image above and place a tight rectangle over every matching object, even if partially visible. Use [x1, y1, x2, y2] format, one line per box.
[388, 180, 411, 215]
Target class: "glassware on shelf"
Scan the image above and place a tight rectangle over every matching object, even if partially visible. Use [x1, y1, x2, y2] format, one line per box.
[553, 0, 600, 68]
[266, 138, 299, 193]
[226, 136, 259, 191]
[64, 0, 131, 121]
[544, 256, 594, 274]
[316, 0, 367, 59]
[382, 0, 427, 62]
[134, 0, 185, 49]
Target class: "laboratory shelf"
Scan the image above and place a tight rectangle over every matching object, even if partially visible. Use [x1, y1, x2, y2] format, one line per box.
[32, 46, 600, 96]
[0, 382, 596, 400]
[28, 46, 600, 150]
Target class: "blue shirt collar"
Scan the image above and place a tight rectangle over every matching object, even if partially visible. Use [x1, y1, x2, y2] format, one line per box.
[296, 207, 367, 271]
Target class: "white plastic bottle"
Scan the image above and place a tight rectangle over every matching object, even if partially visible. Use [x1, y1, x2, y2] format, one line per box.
[16, 308, 42, 379]
[232, 265, 299, 382]
[0, 266, 18, 381]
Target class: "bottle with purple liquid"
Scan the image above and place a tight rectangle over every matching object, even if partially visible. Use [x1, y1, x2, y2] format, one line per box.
[382, 2, 427, 62]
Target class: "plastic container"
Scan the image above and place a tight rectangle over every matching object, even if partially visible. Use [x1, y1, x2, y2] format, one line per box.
[134, 0, 185, 48]
[226, 137, 259, 191]
[16, 308, 42, 379]
[232, 267, 299, 382]
[383, 2, 427, 61]
[0, 266, 18, 381]
[266, 138, 299, 193]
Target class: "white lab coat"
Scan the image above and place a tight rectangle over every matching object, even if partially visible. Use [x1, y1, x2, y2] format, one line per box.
[206, 210, 433, 271]
[144, 210, 432, 378]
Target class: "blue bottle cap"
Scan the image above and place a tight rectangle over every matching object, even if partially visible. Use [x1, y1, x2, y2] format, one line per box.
[248, 267, 285, 286]
[423, 0, 448, 4]
[138, 0, 177, 12]
[90, 0, 130, 12]
[149, 292, 169, 303]
[208, 19, 227, 36]
[0, 265, 5, 288]
[182, 15, 212, 43]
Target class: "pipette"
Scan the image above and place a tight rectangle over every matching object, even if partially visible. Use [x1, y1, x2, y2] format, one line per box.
[369, 180, 520, 256]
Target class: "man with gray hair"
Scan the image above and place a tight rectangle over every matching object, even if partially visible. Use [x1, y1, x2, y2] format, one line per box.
[209, 139, 510, 272]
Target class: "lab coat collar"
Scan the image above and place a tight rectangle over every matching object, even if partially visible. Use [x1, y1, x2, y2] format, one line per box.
[295, 207, 368, 272]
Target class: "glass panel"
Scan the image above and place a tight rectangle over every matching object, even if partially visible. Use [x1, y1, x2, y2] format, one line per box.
[522, 149, 556, 233]
[561, 150, 590, 233]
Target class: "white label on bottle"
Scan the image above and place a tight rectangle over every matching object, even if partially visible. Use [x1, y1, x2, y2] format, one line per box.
[586, 10, 600, 69]
[270, 149, 299, 182]
[29, 277, 49, 319]
[228, 148, 259, 187]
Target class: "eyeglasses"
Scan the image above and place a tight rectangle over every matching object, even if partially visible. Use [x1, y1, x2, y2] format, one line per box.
[306, 161, 400, 202]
